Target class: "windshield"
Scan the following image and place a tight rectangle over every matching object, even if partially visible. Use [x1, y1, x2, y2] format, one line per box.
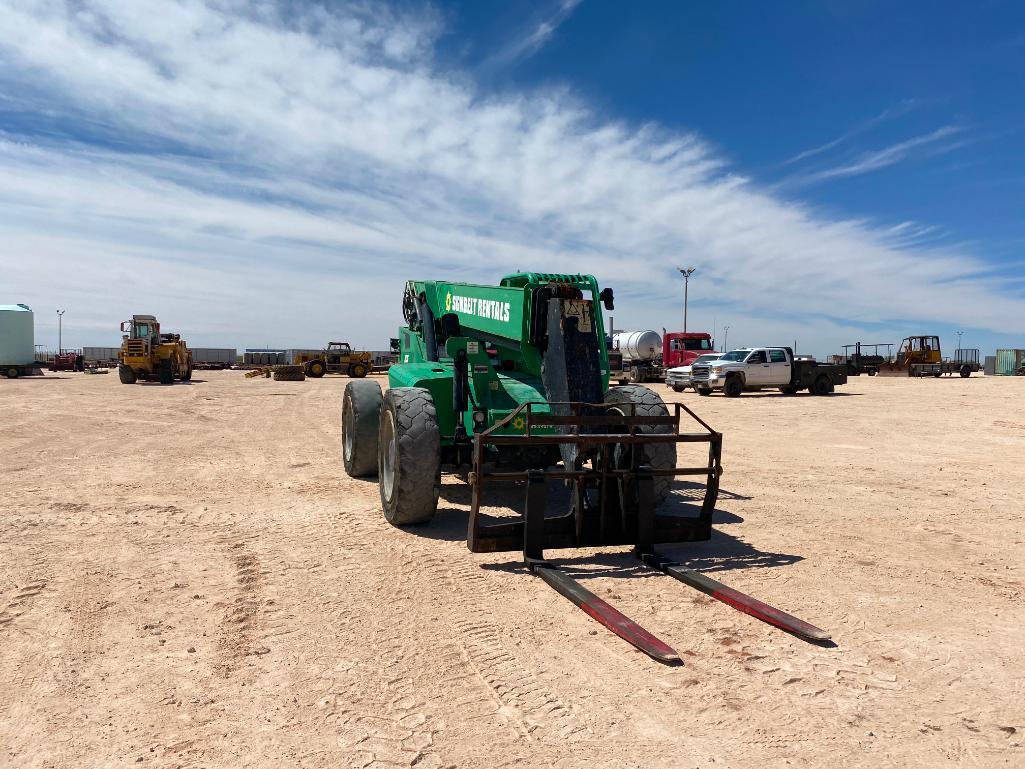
[134, 323, 150, 338]
[718, 350, 748, 362]
[693, 354, 722, 365]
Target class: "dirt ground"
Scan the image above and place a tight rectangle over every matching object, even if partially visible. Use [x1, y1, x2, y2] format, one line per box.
[1, 369, 1022, 768]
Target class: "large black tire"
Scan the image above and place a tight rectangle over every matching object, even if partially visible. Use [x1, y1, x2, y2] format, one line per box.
[811, 375, 831, 396]
[671, 384, 685, 393]
[779, 385, 798, 396]
[342, 380, 383, 477]
[960, 365, 971, 378]
[348, 362, 369, 378]
[305, 359, 327, 378]
[723, 376, 743, 398]
[603, 385, 674, 503]
[181, 361, 193, 381]
[696, 386, 712, 396]
[158, 359, 174, 385]
[378, 387, 440, 525]
[118, 364, 136, 384]
[6, 367, 20, 379]
[273, 365, 306, 382]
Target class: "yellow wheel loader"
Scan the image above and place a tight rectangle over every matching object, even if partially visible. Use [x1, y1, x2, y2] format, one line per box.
[117, 315, 193, 385]
[294, 342, 371, 378]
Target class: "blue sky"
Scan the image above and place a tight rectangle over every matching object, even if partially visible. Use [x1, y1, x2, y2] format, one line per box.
[1, 0, 1023, 356]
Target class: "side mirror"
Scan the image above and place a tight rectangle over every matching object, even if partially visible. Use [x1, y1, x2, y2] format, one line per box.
[599, 287, 614, 311]
[120, 321, 131, 332]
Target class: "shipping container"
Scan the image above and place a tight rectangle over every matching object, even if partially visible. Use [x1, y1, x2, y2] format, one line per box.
[0, 304, 35, 365]
[191, 347, 236, 365]
[995, 349, 1025, 375]
[83, 346, 122, 363]
[244, 350, 287, 366]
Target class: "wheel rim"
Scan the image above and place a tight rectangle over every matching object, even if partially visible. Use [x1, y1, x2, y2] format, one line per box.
[381, 410, 397, 502]
[343, 400, 354, 462]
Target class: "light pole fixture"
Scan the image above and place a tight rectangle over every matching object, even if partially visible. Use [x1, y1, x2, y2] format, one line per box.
[678, 267, 696, 333]
[57, 309, 66, 354]
[956, 330, 964, 353]
[722, 325, 730, 352]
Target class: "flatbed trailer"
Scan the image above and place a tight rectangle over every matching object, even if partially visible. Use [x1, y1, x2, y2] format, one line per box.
[908, 359, 981, 377]
[879, 336, 981, 378]
[1, 362, 45, 378]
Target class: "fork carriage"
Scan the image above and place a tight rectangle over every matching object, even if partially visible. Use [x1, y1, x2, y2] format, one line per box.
[467, 399, 723, 558]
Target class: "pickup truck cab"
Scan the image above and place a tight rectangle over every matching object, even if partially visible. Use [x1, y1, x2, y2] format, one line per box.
[689, 347, 847, 397]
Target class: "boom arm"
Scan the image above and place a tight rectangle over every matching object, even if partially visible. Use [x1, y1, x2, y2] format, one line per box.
[401, 273, 612, 378]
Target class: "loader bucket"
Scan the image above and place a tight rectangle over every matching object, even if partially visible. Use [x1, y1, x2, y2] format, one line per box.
[875, 361, 908, 377]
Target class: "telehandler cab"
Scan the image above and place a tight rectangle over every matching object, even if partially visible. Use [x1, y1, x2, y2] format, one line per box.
[342, 274, 828, 662]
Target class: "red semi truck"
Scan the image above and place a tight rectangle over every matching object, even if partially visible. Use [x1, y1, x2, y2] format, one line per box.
[610, 330, 715, 384]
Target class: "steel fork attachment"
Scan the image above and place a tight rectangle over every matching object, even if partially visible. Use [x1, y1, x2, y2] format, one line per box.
[467, 401, 829, 663]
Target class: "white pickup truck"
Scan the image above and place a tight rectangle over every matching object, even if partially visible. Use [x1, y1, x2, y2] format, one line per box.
[689, 347, 847, 397]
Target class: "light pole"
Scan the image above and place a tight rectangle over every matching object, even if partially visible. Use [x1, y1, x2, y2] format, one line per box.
[956, 330, 963, 354]
[678, 267, 696, 333]
[57, 309, 66, 354]
[722, 325, 730, 352]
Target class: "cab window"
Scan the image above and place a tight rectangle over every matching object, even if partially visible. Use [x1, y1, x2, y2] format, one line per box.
[684, 338, 712, 351]
[747, 351, 767, 364]
[134, 323, 150, 337]
[769, 349, 787, 363]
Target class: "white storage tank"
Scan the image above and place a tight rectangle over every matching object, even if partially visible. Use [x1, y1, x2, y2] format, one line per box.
[0, 304, 35, 365]
[613, 330, 662, 361]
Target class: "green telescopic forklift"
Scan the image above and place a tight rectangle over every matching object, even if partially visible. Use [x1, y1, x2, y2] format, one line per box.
[342, 273, 828, 662]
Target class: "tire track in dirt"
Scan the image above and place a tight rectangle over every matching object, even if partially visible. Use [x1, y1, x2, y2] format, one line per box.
[213, 538, 267, 679]
[242, 490, 559, 767]
[0, 578, 47, 630]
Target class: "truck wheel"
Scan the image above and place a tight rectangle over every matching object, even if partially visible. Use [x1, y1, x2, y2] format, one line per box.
[118, 364, 137, 384]
[723, 376, 743, 398]
[306, 360, 327, 378]
[604, 385, 674, 503]
[379, 387, 440, 525]
[158, 359, 174, 385]
[933, 372, 942, 378]
[182, 363, 192, 381]
[779, 385, 798, 396]
[811, 376, 831, 396]
[348, 363, 369, 378]
[671, 384, 685, 393]
[342, 380, 383, 477]
[960, 365, 971, 378]
[696, 386, 712, 396]
[6, 367, 20, 379]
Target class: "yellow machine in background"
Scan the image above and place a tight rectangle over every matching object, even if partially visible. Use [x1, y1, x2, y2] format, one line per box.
[293, 342, 371, 378]
[118, 315, 193, 385]
[879, 335, 980, 378]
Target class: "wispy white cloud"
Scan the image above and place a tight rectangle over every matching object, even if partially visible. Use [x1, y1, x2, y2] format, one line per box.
[780, 99, 920, 166]
[484, 0, 583, 67]
[0, 0, 1021, 355]
[784, 125, 966, 187]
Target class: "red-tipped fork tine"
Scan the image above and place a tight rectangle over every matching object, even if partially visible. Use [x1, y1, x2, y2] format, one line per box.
[639, 552, 831, 643]
[532, 564, 681, 664]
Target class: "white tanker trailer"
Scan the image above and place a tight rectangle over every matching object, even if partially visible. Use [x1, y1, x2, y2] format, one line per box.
[611, 330, 664, 383]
